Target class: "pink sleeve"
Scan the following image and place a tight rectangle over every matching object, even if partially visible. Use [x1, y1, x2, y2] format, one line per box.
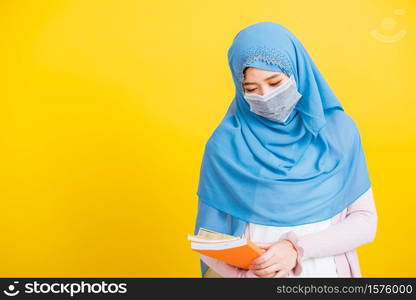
[279, 186, 378, 275]
[198, 226, 262, 278]
[199, 254, 261, 278]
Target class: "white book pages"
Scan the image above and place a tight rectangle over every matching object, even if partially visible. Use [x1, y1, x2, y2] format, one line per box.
[191, 239, 248, 250]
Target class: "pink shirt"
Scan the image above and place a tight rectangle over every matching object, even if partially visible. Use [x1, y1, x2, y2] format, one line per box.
[199, 186, 377, 278]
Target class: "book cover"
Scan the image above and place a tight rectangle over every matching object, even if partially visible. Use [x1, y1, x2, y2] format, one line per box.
[188, 228, 265, 269]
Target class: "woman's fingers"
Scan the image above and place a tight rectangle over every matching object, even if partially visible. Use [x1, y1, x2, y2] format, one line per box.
[251, 248, 274, 266]
[250, 255, 275, 270]
[258, 272, 276, 278]
[273, 269, 289, 278]
[252, 263, 282, 276]
[254, 269, 276, 278]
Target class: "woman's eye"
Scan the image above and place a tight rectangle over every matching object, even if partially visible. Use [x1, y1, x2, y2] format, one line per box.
[270, 81, 282, 86]
[245, 81, 281, 92]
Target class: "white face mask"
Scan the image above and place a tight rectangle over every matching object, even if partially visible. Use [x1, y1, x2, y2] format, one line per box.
[243, 75, 302, 123]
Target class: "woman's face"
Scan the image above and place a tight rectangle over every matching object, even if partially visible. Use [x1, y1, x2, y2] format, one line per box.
[242, 67, 290, 96]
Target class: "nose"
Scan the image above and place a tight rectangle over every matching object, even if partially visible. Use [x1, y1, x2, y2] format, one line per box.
[258, 86, 275, 96]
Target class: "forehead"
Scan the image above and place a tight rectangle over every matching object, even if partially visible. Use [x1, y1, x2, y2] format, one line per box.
[243, 67, 284, 82]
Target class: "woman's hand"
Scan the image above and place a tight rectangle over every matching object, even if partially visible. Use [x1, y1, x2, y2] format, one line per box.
[249, 240, 298, 278]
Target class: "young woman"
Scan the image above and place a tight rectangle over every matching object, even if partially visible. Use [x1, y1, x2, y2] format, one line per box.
[193, 22, 377, 278]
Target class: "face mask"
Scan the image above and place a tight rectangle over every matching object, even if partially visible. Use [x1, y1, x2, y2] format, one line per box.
[243, 75, 302, 123]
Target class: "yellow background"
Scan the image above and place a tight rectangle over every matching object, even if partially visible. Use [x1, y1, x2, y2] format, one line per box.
[1, 0, 415, 277]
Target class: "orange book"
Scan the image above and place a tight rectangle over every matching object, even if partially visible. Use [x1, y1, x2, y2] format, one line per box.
[188, 228, 265, 270]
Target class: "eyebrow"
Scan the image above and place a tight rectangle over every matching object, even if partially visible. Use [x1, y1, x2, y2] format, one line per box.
[243, 74, 281, 86]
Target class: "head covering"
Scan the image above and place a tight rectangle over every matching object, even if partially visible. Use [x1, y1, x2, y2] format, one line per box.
[194, 21, 371, 276]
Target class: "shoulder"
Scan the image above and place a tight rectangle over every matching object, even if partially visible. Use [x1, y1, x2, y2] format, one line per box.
[325, 108, 358, 132]
[323, 108, 360, 145]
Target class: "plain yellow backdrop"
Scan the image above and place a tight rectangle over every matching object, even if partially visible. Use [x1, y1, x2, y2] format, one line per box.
[1, 0, 415, 277]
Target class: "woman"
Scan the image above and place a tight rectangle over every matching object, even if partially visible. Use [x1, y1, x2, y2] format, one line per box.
[193, 22, 377, 278]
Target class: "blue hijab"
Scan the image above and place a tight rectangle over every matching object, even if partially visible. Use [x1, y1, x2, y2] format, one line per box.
[194, 22, 371, 276]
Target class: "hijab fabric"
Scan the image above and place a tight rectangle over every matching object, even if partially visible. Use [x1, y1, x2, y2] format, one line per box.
[194, 21, 371, 277]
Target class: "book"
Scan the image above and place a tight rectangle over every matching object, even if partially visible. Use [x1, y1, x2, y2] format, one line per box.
[187, 227, 265, 269]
